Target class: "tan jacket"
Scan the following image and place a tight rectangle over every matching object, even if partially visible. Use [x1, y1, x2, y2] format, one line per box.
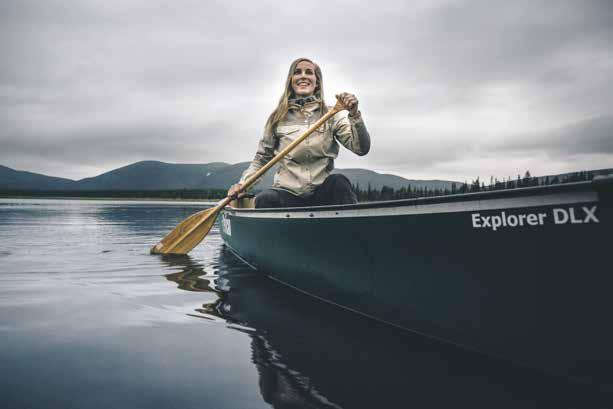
[239, 100, 371, 197]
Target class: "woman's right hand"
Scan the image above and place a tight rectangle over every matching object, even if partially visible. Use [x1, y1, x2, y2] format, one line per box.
[227, 183, 244, 199]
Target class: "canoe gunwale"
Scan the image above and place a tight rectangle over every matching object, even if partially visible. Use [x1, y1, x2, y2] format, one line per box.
[225, 177, 610, 218]
[229, 177, 611, 214]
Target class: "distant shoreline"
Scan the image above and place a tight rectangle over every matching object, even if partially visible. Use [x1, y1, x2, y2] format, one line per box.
[0, 194, 218, 204]
[0, 189, 227, 202]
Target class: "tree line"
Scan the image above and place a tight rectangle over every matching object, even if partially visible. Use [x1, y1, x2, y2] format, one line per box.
[353, 169, 606, 202]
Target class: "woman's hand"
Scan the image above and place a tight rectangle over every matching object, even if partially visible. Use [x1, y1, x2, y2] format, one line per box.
[337, 92, 359, 116]
[227, 183, 245, 199]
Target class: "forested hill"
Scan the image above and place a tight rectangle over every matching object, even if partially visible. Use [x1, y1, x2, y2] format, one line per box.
[332, 168, 455, 190]
[0, 165, 75, 190]
[3, 161, 609, 198]
[0, 161, 457, 192]
[74, 161, 231, 190]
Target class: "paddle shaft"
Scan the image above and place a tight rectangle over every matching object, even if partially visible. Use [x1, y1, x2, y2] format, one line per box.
[237, 99, 345, 194]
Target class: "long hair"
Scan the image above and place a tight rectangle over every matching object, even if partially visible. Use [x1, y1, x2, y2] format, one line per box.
[264, 58, 327, 135]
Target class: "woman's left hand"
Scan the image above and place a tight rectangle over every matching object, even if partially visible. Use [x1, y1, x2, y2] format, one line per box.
[337, 92, 359, 116]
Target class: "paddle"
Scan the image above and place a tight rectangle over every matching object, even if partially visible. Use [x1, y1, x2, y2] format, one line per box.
[150, 96, 347, 255]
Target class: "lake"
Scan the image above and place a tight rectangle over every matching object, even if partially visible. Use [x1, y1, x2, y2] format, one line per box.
[0, 198, 610, 408]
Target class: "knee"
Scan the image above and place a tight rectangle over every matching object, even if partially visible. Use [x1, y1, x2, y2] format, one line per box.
[254, 190, 282, 209]
[327, 174, 352, 189]
[320, 174, 357, 205]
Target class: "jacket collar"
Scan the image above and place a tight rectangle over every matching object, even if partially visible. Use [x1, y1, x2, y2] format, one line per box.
[288, 95, 321, 111]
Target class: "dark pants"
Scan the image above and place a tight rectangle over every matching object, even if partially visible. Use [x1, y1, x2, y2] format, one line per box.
[254, 174, 357, 209]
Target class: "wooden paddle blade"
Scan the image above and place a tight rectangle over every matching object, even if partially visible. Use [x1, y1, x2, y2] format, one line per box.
[150, 207, 220, 255]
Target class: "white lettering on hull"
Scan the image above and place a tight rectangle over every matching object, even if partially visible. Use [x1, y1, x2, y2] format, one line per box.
[472, 206, 598, 231]
[221, 213, 232, 236]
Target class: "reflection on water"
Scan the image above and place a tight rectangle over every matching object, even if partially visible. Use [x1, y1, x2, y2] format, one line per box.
[163, 252, 342, 408]
[1, 198, 611, 409]
[162, 247, 612, 408]
[162, 255, 220, 294]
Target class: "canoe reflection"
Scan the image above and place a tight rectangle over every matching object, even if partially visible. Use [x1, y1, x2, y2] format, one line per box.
[162, 248, 609, 408]
[162, 251, 341, 408]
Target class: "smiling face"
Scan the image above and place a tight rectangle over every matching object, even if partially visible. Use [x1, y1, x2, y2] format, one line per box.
[291, 60, 317, 97]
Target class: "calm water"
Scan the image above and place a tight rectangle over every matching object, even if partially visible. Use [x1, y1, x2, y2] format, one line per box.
[0, 198, 610, 408]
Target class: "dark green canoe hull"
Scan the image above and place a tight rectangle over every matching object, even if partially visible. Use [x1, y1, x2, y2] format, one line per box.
[220, 177, 612, 385]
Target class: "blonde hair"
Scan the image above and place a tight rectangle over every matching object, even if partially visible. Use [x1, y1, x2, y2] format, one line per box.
[264, 57, 327, 135]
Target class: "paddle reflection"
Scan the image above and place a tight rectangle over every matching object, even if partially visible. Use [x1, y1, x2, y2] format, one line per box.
[161, 254, 220, 294]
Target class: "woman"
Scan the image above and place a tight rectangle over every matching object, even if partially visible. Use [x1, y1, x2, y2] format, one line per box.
[228, 57, 371, 208]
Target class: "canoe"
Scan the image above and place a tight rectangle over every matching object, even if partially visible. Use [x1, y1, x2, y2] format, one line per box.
[220, 175, 612, 385]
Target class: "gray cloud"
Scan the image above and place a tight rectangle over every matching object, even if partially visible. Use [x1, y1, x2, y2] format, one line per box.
[495, 115, 613, 156]
[1, 0, 612, 182]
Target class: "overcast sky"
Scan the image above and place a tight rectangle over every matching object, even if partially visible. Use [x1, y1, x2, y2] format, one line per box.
[1, 0, 612, 182]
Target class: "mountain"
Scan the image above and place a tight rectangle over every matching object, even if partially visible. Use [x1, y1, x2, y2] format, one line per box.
[74, 161, 229, 190]
[0, 161, 459, 192]
[200, 161, 276, 190]
[198, 164, 457, 191]
[332, 168, 457, 190]
[0, 165, 76, 190]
